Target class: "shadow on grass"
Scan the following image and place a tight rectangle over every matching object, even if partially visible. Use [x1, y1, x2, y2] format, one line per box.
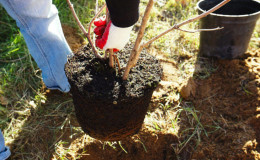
[8, 88, 190, 160]
[8, 90, 81, 159]
[5, 25, 185, 160]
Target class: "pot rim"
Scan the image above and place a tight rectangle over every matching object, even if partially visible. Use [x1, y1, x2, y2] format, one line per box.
[196, 0, 260, 18]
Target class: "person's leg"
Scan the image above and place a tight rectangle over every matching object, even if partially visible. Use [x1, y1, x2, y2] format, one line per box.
[0, 130, 10, 160]
[0, 0, 72, 92]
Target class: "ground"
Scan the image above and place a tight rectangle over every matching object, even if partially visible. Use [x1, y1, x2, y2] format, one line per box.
[49, 26, 260, 160]
[0, 0, 260, 159]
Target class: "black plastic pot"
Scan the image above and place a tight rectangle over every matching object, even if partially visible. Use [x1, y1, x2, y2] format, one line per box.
[71, 84, 155, 141]
[65, 45, 162, 141]
[197, 0, 260, 59]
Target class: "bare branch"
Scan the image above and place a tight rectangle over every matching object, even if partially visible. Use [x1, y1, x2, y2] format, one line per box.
[141, 0, 230, 49]
[114, 55, 121, 71]
[95, 0, 99, 15]
[176, 27, 224, 33]
[87, 4, 106, 58]
[140, 26, 172, 50]
[93, 0, 100, 42]
[66, 0, 88, 36]
[122, 0, 154, 80]
[176, 0, 230, 28]
[88, 4, 106, 38]
[66, 0, 103, 59]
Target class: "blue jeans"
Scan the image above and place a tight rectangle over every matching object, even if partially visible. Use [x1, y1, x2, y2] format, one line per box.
[0, 130, 10, 160]
[0, 0, 72, 92]
[0, 0, 73, 158]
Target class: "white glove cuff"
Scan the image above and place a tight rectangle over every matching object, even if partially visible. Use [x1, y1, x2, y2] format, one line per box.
[103, 23, 133, 51]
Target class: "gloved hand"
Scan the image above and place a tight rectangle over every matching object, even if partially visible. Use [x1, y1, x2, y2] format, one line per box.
[94, 16, 133, 52]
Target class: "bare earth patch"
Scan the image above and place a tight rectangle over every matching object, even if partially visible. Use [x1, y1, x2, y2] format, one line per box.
[182, 49, 260, 159]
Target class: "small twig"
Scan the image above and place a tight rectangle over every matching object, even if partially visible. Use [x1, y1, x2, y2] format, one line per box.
[0, 21, 12, 27]
[66, 0, 88, 36]
[93, 1, 104, 43]
[0, 55, 27, 63]
[106, 6, 110, 23]
[122, 0, 154, 80]
[95, 0, 99, 15]
[87, 4, 105, 59]
[176, 27, 224, 33]
[88, 4, 106, 40]
[66, 0, 103, 59]
[109, 50, 114, 68]
[113, 55, 121, 71]
[141, 0, 230, 49]
[177, 0, 230, 28]
[87, 4, 106, 59]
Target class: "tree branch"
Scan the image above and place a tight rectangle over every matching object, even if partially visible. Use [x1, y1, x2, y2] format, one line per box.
[66, 0, 103, 59]
[176, 27, 224, 33]
[122, 0, 154, 80]
[141, 0, 230, 49]
[88, 4, 106, 40]
[176, 0, 230, 28]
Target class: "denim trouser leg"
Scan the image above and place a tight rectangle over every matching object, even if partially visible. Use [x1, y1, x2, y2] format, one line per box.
[0, 130, 10, 160]
[0, 0, 72, 92]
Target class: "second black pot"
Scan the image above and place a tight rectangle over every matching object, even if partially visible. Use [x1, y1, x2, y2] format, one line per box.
[197, 0, 260, 59]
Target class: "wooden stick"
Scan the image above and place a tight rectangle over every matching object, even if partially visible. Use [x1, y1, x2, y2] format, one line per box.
[66, 0, 103, 59]
[141, 0, 230, 49]
[122, 0, 154, 80]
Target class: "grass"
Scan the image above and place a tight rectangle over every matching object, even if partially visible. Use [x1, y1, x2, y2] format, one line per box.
[0, 0, 259, 159]
[0, 0, 94, 159]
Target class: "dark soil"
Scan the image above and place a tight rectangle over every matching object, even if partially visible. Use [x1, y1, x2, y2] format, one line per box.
[66, 44, 162, 99]
[65, 44, 163, 141]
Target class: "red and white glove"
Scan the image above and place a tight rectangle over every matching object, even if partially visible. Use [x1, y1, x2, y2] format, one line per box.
[94, 16, 133, 52]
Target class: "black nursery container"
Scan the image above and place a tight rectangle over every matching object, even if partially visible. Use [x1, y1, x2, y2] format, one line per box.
[65, 45, 162, 141]
[197, 0, 260, 59]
